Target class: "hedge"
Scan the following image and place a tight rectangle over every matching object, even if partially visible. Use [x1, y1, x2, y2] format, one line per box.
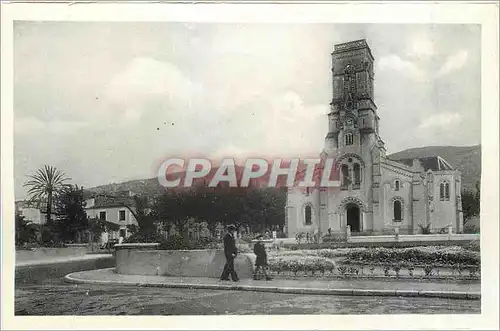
[124, 233, 220, 250]
[343, 246, 480, 266]
[284, 239, 480, 250]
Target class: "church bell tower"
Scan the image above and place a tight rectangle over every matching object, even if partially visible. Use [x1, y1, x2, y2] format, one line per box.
[324, 39, 380, 156]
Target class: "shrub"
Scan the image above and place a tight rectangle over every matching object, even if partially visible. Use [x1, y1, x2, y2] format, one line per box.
[466, 240, 480, 252]
[125, 234, 220, 250]
[343, 246, 480, 267]
[349, 266, 360, 276]
[418, 223, 432, 234]
[124, 233, 165, 244]
[464, 225, 480, 234]
[240, 233, 256, 243]
[337, 265, 348, 277]
[423, 265, 434, 277]
[322, 234, 346, 243]
[295, 233, 304, 244]
[392, 265, 401, 278]
[268, 256, 336, 277]
[468, 266, 480, 278]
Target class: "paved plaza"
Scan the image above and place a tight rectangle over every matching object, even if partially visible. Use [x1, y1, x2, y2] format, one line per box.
[14, 256, 481, 315]
[16, 281, 480, 316]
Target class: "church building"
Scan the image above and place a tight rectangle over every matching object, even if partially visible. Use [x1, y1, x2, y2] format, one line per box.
[286, 39, 464, 237]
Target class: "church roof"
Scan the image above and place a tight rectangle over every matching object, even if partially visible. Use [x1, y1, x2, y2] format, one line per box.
[392, 156, 454, 172]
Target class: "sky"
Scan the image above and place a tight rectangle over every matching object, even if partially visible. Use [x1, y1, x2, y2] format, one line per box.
[14, 22, 481, 199]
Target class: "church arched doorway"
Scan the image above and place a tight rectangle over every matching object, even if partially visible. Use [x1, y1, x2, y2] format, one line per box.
[346, 203, 361, 232]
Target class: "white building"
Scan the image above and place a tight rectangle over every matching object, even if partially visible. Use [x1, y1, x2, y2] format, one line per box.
[84, 192, 138, 242]
[286, 39, 464, 238]
[15, 200, 49, 224]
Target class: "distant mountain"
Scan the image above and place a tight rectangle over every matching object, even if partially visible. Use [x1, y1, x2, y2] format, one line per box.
[85, 145, 481, 196]
[85, 177, 165, 198]
[388, 145, 481, 192]
[85, 165, 272, 197]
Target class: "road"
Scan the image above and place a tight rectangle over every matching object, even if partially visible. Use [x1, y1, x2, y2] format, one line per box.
[15, 259, 480, 315]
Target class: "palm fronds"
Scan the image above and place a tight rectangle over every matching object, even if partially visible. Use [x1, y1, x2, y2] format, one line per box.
[23, 165, 71, 224]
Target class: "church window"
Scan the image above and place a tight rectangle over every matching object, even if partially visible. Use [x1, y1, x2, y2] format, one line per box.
[353, 163, 361, 185]
[341, 164, 349, 187]
[345, 133, 354, 145]
[440, 181, 450, 201]
[305, 205, 312, 225]
[395, 180, 400, 191]
[394, 200, 402, 221]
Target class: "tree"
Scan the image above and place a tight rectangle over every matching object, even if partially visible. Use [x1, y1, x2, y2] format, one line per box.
[462, 180, 481, 222]
[15, 213, 39, 246]
[114, 194, 159, 242]
[23, 165, 70, 227]
[152, 186, 287, 239]
[88, 217, 107, 243]
[154, 191, 191, 239]
[53, 185, 88, 242]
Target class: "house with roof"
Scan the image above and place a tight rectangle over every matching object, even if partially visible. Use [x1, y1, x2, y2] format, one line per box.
[286, 39, 464, 237]
[84, 191, 139, 242]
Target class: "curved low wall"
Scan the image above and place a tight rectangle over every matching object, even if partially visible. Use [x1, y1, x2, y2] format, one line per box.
[16, 246, 88, 262]
[115, 248, 254, 278]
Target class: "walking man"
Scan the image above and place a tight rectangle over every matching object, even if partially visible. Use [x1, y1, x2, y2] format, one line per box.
[220, 224, 239, 282]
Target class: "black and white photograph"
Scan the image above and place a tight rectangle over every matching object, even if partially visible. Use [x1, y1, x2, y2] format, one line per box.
[1, 2, 498, 330]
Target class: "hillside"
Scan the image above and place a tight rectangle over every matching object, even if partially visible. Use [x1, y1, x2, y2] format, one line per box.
[388, 145, 481, 192]
[85, 165, 276, 197]
[85, 177, 166, 197]
[86, 145, 481, 195]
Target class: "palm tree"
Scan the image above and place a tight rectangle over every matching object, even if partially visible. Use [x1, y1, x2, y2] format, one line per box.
[23, 165, 71, 226]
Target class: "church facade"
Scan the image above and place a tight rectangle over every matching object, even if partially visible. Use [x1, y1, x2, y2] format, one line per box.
[286, 40, 464, 237]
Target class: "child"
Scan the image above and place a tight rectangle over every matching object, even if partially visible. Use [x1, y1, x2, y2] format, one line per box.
[253, 234, 273, 281]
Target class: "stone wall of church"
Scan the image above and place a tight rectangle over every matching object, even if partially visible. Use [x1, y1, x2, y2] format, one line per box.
[286, 187, 321, 236]
[429, 171, 461, 232]
[411, 174, 427, 235]
[330, 189, 369, 231]
[379, 162, 414, 234]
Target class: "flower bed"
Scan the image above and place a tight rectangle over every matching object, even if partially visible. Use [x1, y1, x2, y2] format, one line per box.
[342, 246, 480, 266]
[266, 246, 481, 280]
[270, 256, 336, 276]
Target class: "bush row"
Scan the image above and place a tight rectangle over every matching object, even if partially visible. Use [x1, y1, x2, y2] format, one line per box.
[285, 240, 481, 250]
[268, 258, 480, 279]
[271, 245, 479, 263]
[124, 233, 220, 250]
[269, 257, 336, 275]
[344, 246, 480, 266]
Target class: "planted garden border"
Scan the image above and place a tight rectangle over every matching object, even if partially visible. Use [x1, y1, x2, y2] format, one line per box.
[266, 245, 481, 281]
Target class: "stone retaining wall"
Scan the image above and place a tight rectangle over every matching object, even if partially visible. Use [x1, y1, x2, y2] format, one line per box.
[16, 246, 89, 262]
[115, 246, 254, 278]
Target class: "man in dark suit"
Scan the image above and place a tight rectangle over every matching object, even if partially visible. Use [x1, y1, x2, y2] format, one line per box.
[220, 225, 239, 282]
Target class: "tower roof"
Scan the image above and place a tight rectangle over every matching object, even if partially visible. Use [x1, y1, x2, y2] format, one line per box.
[332, 39, 374, 60]
[392, 156, 455, 172]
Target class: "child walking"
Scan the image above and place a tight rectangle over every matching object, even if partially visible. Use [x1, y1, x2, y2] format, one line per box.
[253, 234, 273, 281]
